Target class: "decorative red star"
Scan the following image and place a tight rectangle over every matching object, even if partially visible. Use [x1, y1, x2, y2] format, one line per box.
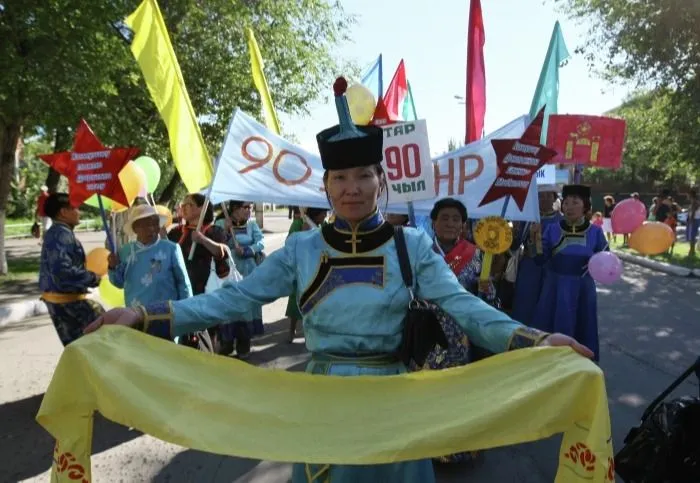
[39, 119, 139, 207]
[478, 108, 558, 211]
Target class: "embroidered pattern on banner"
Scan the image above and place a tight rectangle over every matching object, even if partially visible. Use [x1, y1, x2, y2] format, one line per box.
[54, 442, 89, 482]
[563, 441, 597, 474]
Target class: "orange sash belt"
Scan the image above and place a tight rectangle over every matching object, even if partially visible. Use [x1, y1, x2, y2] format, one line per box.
[41, 292, 88, 304]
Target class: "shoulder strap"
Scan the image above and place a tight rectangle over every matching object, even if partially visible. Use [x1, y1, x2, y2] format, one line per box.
[393, 226, 413, 288]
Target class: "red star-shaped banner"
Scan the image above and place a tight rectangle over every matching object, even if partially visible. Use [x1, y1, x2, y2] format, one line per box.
[478, 108, 558, 211]
[39, 119, 140, 207]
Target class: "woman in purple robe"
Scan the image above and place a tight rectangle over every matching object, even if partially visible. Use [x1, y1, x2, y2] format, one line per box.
[532, 184, 608, 362]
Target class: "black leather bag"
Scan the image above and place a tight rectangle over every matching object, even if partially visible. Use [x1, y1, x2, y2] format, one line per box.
[615, 356, 700, 482]
[393, 226, 448, 367]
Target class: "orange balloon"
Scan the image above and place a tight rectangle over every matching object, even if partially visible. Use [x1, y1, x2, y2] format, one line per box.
[629, 222, 675, 255]
[155, 205, 173, 227]
[118, 161, 147, 205]
[85, 247, 111, 277]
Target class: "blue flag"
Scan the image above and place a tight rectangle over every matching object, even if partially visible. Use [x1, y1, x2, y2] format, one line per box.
[361, 54, 383, 101]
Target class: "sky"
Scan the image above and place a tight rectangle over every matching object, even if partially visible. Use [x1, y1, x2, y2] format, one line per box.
[278, 0, 634, 156]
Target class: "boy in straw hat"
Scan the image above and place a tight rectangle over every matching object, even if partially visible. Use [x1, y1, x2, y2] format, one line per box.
[108, 205, 192, 329]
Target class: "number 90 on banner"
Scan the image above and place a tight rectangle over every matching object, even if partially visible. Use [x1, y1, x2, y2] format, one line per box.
[381, 120, 435, 204]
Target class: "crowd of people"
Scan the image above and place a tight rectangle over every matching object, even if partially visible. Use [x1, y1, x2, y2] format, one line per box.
[35, 78, 695, 482]
[38, 192, 268, 357]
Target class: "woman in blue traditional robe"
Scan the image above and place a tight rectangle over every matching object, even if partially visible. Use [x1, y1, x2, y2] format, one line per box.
[87, 77, 593, 483]
[285, 207, 328, 342]
[532, 184, 608, 362]
[511, 184, 562, 325]
[213, 201, 265, 357]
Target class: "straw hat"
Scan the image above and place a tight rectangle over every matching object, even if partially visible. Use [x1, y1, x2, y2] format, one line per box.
[125, 204, 168, 236]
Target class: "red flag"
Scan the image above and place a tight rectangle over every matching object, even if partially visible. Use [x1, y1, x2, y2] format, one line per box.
[546, 115, 626, 169]
[371, 96, 395, 126]
[465, 0, 486, 144]
[382, 60, 408, 121]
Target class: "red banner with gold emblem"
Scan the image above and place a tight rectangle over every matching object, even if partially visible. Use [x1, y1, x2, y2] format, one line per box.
[546, 115, 626, 169]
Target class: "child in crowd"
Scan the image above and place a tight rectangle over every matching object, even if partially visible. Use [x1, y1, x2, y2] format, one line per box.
[108, 205, 192, 338]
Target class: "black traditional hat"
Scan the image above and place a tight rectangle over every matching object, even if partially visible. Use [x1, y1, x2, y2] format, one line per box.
[316, 77, 384, 170]
[562, 184, 591, 201]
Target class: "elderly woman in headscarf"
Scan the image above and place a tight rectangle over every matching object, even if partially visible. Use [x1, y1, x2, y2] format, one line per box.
[409, 197, 499, 464]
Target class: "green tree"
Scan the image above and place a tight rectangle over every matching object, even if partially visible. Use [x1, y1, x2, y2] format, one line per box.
[584, 90, 695, 186]
[447, 138, 463, 152]
[553, 0, 700, 86]
[10, 134, 54, 219]
[553, 0, 700, 180]
[0, 0, 354, 274]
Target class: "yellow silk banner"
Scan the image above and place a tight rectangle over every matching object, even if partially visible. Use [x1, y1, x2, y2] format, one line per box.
[37, 326, 614, 482]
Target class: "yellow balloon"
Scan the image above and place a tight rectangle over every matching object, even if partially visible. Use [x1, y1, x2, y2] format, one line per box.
[85, 248, 111, 278]
[629, 222, 675, 255]
[155, 205, 173, 228]
[118, 161, 147, 206]
[99, 277, 125, 308]
[111, 200, 129, 213]
[346, 84, 376, 125]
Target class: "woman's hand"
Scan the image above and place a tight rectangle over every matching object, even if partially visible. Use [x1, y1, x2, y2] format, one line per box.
[538, 333, 594, 359]
[107, 252, 120, 269]
[234, 246, 245, 257]
[224, 219, 233, 232]
[83, 308, 144, 334]
[477, 280, 491, 294]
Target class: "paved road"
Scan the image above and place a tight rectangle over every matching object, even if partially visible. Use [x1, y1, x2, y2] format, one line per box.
[2, 231, 699, 482]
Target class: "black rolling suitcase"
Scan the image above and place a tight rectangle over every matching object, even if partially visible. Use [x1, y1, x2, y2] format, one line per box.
[615, 357, 700, 482]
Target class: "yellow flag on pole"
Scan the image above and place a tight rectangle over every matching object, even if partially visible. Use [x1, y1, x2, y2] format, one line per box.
[125, 0, 213, 192]
[245, 27, 281, 135]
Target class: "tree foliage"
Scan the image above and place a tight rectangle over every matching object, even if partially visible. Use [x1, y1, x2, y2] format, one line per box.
[554, 0, 700, 182]
[0, 0, 354, 273]
[553, 0, 700, 86]
[584, 90, 696, 186]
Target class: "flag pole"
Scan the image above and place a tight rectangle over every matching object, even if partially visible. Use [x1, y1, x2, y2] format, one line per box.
[407, 81, 418, 120]
[97, 194, 116, 253]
